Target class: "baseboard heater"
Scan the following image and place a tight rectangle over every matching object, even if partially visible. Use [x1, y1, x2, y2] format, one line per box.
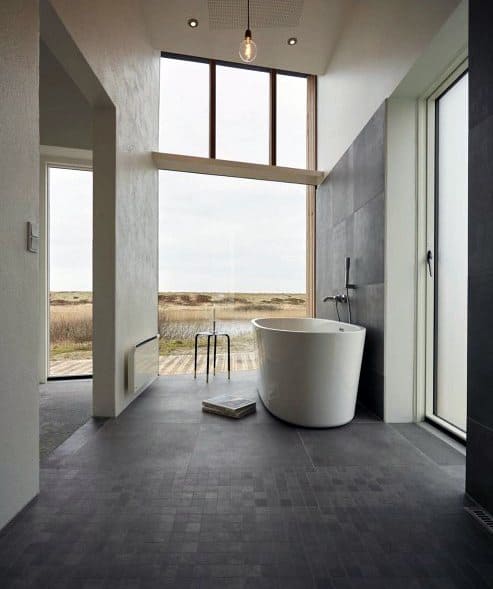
[128, 334, 160, 396]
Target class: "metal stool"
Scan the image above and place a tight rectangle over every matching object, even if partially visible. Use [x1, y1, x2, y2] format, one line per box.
[194, 329, 231, 382]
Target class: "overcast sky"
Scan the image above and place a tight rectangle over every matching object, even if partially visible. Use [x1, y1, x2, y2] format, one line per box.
[49, 58, 307, 294]
[49, 167, 92, 292]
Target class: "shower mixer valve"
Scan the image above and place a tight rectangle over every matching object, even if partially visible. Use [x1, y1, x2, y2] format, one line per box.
[323, 257, 355, 324]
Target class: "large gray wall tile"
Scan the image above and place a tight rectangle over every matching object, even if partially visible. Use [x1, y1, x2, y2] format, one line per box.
[353, 192, 385, 286]
[353, 103, 386, 210]
[469, 115, 493, 278]
[330, 149, 354, 226]
[468, 273, 493, 430]
[315, 179, 332, 232]
[358, 368, 384, 420]
[466, 0, 493, 515]
[316, 104, 386, 418]
[351, 283, 384, 375]
[330, 216, 354, 291]
[466, 419, 493, 514]
[469, 1, 493, 129]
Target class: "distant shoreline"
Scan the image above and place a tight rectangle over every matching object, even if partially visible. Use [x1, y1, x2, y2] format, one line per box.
[49, 290, 306, 296]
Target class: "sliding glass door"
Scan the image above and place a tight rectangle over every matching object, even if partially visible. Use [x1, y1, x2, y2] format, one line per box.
[48, 165, 93, 378]
[426, 66, 468, 435]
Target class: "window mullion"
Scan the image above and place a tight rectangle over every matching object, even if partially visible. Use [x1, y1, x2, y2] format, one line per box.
[209, 60, 216, 159]
[269, 70, 277, 166]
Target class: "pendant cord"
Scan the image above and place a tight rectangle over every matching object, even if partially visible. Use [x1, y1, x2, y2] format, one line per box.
[247, 0, 250, 31]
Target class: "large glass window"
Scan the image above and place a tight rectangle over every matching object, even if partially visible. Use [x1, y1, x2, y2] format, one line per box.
[276, 74, 307, 168]
[216, 65, 269, 164]
[48, 166, 93, 378]
[159, 57, 209, 156]
[158, 171, 306, 376]
[159, 54, 310, 167]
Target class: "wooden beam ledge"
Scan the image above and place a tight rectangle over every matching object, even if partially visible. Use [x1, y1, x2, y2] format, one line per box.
[152, 152, 327, 187]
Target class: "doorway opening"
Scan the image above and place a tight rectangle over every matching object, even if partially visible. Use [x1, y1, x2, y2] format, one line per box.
[38, 0, 115, 457]
[46, 163, 93, 379]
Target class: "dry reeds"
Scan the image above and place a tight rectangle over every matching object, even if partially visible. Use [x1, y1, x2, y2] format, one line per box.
[50, 304, 92, 344]
[49, 292, 307, 358]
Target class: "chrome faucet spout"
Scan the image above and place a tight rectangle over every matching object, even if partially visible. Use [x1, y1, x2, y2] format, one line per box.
[323, 294, 347, 303]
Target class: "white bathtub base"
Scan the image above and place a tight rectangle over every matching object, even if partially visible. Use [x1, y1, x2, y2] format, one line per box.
[252, 318, 366, 428]
[257, 384, 356, 428]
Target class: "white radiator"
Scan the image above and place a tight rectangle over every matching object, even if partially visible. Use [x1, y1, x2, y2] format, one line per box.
[128, 335, 159, 396]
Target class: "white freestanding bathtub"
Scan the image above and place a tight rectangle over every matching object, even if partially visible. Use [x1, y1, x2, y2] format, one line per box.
[252, 317, 366, 427]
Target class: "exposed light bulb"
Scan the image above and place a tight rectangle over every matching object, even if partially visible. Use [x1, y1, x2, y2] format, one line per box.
[239, 30, 257, 63]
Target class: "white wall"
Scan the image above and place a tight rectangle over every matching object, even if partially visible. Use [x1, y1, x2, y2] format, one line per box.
[48, 0, 160, 416]
[317, 0, 460, 173]
[0, 0, 159, 530]
[40, 41, 93, 150]
[384, 1, 468, 423]
[0, 0, 40, 529]
[384, 98, 417, 422]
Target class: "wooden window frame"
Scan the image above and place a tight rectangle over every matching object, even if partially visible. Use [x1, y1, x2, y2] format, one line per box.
[306, 75, 317, 317]
[160, 52, 317, 317]
[162, 52, 313, 168]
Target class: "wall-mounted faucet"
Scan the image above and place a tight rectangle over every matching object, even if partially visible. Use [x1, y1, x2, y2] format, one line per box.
[323, 256, 355, 324]
[344, 256, 355, 324]
[345, 257, 356, 291]
[323, 294, 348, 304]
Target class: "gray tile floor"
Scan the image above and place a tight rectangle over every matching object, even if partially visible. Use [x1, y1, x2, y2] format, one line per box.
[2, 371, 493, 588]
[39, 379, 92, 460]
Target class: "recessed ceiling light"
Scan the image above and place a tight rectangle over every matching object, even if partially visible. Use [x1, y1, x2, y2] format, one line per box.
[287, 37, 297, 46]
[188, 18, 199, 28]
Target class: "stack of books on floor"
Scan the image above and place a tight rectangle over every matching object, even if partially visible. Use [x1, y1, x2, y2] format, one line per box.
[202, 395, 256, 419]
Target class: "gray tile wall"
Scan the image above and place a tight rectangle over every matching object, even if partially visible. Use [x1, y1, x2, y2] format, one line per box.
[466, 0, 493, 514]
[316, 103, 386, 417]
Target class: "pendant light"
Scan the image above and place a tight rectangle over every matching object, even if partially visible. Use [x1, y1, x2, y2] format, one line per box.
[239, 0, 257, 63]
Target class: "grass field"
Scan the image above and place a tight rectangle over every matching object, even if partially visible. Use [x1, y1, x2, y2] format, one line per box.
[49, 293, 92, 360]
[157, 292, 306, 356]
[49, 292, 307, 361]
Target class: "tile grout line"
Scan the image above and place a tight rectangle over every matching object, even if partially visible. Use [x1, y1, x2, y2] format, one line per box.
[297, 430, 317, 471]
[388, 423, 449, 469]
[296, 434, 323, 589]
[184, 423, 202, 477]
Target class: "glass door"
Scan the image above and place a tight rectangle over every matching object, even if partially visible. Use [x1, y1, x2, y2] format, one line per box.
[425, 65, 468, 436]
[48, 165, 93, 378]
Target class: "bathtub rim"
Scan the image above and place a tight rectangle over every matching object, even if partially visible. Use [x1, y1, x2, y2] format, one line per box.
[251, 316, 365, 335]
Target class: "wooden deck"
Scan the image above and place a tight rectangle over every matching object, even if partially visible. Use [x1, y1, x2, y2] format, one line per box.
[49, 352, 258, 378]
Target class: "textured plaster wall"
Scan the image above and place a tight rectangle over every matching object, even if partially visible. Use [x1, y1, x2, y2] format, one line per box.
[49, 0, 160, 415]
[40, 40, 92, 150]
[0, 0, 40, 529]
[317, 0, 459, 172]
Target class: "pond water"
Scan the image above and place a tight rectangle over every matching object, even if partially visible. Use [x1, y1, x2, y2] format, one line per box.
[159, 318, 255, 338]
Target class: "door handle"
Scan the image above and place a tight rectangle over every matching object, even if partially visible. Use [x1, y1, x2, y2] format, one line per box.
[426, 250, 433, 277]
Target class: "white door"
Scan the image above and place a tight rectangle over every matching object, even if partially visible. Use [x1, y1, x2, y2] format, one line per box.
[425, 66, 468, 436]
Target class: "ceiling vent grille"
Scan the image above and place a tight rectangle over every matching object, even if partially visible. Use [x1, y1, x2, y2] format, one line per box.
[208, 0, 304, 30]
[465, 506, 493, 534]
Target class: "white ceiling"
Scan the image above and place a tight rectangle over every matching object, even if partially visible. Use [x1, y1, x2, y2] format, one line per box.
[142, 0, 356, 74]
